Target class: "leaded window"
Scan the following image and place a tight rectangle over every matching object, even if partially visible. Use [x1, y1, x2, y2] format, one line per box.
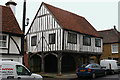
[31, 36, 37, 46]
[49, 33, 56, 44]
[83, 36, 91, 46]
[67, 32, 77, 44]
[95, 38, 101, 47]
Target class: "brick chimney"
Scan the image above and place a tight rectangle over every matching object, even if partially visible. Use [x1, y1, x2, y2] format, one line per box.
[5, 0, 17, 15]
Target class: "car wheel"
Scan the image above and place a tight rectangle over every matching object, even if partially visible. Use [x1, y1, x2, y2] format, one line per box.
[92, 73, 96, 79]
[104, 71, 107, 76]
[77, 75, 81, 79]
[111, 70, 114, 75]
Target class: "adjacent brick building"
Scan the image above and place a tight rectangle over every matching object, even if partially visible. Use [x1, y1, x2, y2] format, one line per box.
[98, 27, 120, 61]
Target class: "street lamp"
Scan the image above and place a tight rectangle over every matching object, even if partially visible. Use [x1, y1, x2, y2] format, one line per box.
[25, 18, 29, 26]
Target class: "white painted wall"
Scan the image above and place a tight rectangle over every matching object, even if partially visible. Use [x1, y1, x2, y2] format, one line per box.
[63, 30, 102, 53]
[10, 36, 21, 54]
[0, 56, 23, 63]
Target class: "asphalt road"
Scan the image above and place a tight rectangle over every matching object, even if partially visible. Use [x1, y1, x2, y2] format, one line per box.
[43, 74, 120, 80]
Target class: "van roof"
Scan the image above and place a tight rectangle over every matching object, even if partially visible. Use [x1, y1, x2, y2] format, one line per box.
[101, 59, 117, 62]
[0, 61, 22, 65]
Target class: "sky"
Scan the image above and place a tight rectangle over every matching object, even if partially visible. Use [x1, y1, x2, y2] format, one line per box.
[0, 0, 119, 33]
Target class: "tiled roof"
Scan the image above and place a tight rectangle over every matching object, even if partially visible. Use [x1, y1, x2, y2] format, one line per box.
[43, 2, 101, 37]
[0, 5, 23, 35]
[98, 29, 120, 43]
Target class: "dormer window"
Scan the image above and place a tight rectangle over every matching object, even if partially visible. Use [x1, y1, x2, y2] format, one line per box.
[0, 35, 7, 48]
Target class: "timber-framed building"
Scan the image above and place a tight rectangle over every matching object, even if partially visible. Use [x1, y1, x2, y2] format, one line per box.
[0, 1, 24, 63]
[26, 2, 103, 75]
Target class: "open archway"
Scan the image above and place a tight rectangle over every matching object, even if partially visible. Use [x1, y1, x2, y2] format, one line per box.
[44, 54, 58, 73]
[61, 54, 76, 73]
[30, 54, 41, 73]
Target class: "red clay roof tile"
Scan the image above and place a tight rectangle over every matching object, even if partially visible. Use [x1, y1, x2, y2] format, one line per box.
[0, 5, 23, 35]
[98, 29, 120, 43]
[43, 2, 101, 37]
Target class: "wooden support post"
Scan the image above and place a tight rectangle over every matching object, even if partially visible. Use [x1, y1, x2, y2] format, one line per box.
[41, 32, 45, 74]
[41, 53, 45, 74]
[57, 53, 62, 76]
[87, 55, 90, 64]
[97, 55, 101, 64]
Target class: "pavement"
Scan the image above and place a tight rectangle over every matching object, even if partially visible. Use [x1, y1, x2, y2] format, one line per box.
[40, 73, 77, 78]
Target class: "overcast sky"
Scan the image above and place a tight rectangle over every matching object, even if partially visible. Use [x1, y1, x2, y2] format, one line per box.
[0, 0, 119, 33]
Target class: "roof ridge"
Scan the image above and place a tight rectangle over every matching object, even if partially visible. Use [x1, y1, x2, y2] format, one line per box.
[0, 5, 10, 8]
[98, 28, 114, 32]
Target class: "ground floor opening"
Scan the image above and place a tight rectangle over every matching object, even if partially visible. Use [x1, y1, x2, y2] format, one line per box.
[45, 54, 58, 73]
[27, 52, 101, 74]
[30, 55, 41, 72]
[61, 54, 76, 73]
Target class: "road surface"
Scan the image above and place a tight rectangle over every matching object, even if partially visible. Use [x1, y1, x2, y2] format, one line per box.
[43, 74, 120, 80]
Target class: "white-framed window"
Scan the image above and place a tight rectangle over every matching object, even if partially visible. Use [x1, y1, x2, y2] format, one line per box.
[0, 34, 8, 48]
[111, 44, 118, 53]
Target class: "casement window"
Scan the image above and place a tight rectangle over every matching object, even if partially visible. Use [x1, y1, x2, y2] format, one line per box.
[49, 33, 55, 44]
[95, 38, 101, 47]
[67, 32, 77, 44]
[83, 36, 91, 46]
[0, 35, 7, 48]
[31, 36, 37, 46]
[111, 44, 118, 53]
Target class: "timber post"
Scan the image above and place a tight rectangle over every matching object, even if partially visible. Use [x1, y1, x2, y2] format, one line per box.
[57, 53, 62, 76]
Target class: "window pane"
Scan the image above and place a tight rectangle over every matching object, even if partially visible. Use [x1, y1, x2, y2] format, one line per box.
[0, 35, 6, 40]
[95, 39, 101, 47]
[49, 33, 55, 44]
[67, 32, 77, 44]
[83, 36, 91, 46]
[16, 65, 30, 75]
[31, 36, 37, 46]
[112, 44, 118, 53]
[2, 42, 6, 47]
[0, 35, 7, 48]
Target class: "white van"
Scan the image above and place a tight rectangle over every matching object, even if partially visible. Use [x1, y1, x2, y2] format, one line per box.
[0, 61, 42, 80]
[100, 59, 120, 74]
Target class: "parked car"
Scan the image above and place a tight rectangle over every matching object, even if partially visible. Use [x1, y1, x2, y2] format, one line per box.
[0, 61, 43, 80]
[76, 63, 106, 79]
[100, 59, 120, 74]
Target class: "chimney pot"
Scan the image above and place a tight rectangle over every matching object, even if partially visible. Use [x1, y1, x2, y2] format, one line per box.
[5, 0, 17, 15]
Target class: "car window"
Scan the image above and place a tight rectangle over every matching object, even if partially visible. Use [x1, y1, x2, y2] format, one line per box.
[91, 64, 96, 68]
[80, 64, 87, 68]
[116, 62, 120, 66]
[80, 64, 90, 68]
[85, 64, 91, 68]
[16, 65, 31, 75]
[95, 64, 101, 68]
